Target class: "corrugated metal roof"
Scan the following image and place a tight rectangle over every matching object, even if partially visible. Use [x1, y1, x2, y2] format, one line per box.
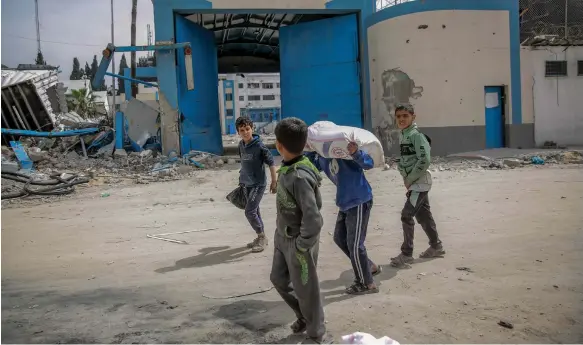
[1, 69, 57, 89]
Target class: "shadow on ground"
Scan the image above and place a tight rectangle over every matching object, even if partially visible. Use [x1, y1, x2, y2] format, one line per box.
[155, 246, 253, 273]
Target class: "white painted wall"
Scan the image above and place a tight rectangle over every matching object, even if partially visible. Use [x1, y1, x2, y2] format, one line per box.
[235, 73, 281, 110]
[521, 46, 583, 146]
[368, 10, 512, 132]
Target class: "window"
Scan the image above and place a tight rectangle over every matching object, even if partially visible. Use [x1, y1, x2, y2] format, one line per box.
[225, 93, 233, 101]
[247, 83, 260, 89]
[226, 109, 234, 116]
[239, 96, 244, 101]
[248, 95, 261, 101]
[262, 95, 276, 101]
[578, 61, 583, 76]
[276, 83, 280, 88]
[545, 61, 567, 77]
[262, 83, 273, 89]
[238, 83, 244, 88]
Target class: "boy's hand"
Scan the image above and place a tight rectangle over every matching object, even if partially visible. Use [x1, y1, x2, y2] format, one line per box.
[347, 142, 358, 155]
[270, 180, 277, 194]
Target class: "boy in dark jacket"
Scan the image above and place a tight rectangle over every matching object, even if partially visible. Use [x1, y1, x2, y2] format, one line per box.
[270, 117, 327, 344]
[306, 142, 381, 295]
[236, 116, 277, 253]
[390, 103, 445, 268]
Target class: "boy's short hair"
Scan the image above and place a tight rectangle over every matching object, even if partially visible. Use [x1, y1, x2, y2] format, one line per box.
[395, 103, 415, 114]
[236, 116, 253, 130]
[274, 117, 308, 155]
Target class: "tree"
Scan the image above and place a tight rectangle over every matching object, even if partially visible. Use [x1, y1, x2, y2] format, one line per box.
[84, 62, 91, 80]
[90, 55, 99, 80]
[35, 51, 46, 65]
[66, 88, 97, 119]
[130, 0, 138, 98]
[118, 54, 129, 94]
[70, 57, 83, 80]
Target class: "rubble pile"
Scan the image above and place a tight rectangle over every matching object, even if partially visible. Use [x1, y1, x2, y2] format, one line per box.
[384, 150, 583, 172]
[1, 134, 242, 200]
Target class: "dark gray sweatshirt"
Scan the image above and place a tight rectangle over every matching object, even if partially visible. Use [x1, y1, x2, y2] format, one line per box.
[276, 155, 323, 252]
[239, 134, 275, 187]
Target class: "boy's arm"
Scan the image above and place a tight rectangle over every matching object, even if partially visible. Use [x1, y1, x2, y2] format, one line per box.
[304, 151, 323, 172]
[351, 150, 374, 170]
[260, 143, 278, 192]
[293, 177, 323, 252]
[404, 133, 431, 186]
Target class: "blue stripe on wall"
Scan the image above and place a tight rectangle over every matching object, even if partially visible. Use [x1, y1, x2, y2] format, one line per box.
[365, 0, 522, 125]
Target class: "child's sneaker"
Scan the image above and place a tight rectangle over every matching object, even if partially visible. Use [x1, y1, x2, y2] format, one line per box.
[419, 246, 445, 258]
[251, 235, 268, 253]
[390, 253, 414, 268]
[246, 237, 260, 248]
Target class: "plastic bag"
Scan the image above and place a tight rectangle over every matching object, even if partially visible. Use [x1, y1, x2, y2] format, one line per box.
[306, 121, 385, 168]
[226, 185, 247, 209]
[341, 332, 400, 345]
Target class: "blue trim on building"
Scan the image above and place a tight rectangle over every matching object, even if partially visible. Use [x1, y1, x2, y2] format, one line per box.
[366, 0, 521, 125]
[123, 67, 158, 100]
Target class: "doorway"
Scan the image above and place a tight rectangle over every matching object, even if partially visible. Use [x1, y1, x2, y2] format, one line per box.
[174, 12, 364, 154]
[484, 86, 505, 149]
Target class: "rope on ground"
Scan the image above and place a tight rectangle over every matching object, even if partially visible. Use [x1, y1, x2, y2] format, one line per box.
[1, 171, 90, 199]
[202, 286, 274, 300]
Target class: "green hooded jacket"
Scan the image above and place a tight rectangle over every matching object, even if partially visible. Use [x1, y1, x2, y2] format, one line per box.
[397, 123, 432, 192]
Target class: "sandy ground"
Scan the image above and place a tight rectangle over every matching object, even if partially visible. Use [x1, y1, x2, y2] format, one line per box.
[2, 164, 583, 344]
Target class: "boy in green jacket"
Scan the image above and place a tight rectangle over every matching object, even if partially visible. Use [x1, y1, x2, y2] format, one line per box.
[390, 104, 445, 268]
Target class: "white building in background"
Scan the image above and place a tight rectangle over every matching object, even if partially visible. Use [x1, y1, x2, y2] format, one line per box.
[520, 45, 583, 147]
[218, 73, 281, 134]
[235, 73, 281, 110]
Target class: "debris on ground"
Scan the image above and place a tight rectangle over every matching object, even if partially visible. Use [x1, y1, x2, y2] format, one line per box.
[383, 150, 583, 172]
[498, 320, 514, 329]
[202, 286, 274, 300]
[1, 171, 90, 200]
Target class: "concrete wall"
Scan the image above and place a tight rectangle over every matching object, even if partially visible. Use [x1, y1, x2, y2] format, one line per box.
[521, 46, 583, 147]
[364, 0, 524, 155]
[368, 9, 518, 155]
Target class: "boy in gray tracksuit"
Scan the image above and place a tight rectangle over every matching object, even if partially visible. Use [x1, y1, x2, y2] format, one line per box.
[270, 117, 327, 344]
[390, 103, 445, 268]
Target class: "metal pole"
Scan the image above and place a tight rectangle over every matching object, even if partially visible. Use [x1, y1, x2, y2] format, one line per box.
[110, 0, 117, 118]
[564, 0, 568, 39]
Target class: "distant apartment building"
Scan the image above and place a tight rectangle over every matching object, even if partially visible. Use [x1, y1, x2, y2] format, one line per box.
[218, 73, 281, 134]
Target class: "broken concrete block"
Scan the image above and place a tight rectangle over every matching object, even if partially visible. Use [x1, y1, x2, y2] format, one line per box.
[227, 158, 236, 165]
[139, 149, 153, 158]
[216, 159, 225, 166]
[28, 150, 48, 162]
[66, 150, 80, 160]
[502, 158, 522, 168]
[114, 149, 128, 158]
[1, 161, 19, 173]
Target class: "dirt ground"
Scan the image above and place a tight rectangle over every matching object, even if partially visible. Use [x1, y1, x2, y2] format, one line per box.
[2, 164, 583, 344]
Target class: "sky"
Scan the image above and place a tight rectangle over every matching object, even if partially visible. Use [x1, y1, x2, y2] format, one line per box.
[1, 0, 154, 84]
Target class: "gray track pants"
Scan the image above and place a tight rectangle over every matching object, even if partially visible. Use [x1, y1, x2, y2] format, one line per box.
[401, 191, 442, 256]
[270, 233, 325, 339]
[243, 185, 265, 234]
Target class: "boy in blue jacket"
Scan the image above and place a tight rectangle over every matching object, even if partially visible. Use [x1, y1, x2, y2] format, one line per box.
[237, 116, 277, 253]
[306, 143, 381, 295]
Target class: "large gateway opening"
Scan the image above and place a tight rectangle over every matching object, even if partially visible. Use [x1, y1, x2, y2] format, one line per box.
[174, 12, 364, 154]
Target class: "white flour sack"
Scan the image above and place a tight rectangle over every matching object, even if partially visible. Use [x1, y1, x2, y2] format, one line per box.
[305, 121, 385, 168]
